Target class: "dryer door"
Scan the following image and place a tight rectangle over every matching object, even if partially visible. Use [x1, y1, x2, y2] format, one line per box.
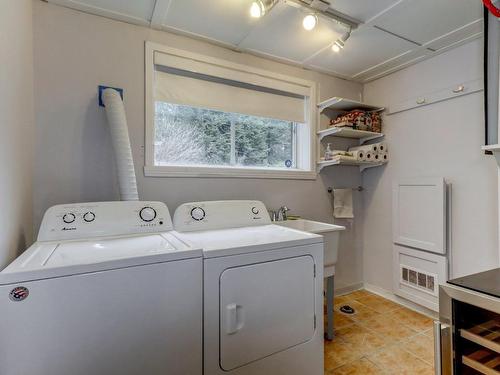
[219, 255, 315, 371]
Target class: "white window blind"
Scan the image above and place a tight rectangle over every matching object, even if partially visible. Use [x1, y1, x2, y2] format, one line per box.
[153, 51, 308, 123]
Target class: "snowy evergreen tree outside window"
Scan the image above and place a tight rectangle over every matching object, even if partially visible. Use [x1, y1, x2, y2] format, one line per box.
[154, 102, 298, 169]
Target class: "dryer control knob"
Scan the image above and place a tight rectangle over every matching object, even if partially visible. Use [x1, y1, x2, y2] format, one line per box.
[191, 207, 205, 221]
[62, 213, 76, 224]
[83, 212, 95, 222]
[139, 207, 157, 222]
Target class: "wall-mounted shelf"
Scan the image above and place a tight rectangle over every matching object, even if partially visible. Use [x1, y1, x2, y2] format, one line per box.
[482, 144, 500, 167]
[317, 97, 384, 113]
[317, 127, 384, 143]
[482, 144, 500, 152]
[317, 158, 387, 173]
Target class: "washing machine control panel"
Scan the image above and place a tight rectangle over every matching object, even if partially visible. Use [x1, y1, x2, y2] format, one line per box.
[173, 200, 270, 232]
[38, 201, 172, 241]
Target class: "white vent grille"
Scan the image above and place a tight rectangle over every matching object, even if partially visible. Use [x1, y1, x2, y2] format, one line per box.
[400, 265, 437, 296]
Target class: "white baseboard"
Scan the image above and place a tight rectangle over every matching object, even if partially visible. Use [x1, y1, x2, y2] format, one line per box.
[363, 282, 438, 320]
[334, 282, 364, 296]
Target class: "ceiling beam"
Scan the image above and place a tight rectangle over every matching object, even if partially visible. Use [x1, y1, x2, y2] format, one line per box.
[150, 0, 172, 30]
[47, 0, 150, 27]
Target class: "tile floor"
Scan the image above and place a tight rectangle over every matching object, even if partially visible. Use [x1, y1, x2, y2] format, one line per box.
[325, 289, 435, 374]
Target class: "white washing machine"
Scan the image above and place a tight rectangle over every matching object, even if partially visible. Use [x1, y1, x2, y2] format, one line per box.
[173, 200, 324, 375]
[0, 201, 202, 375]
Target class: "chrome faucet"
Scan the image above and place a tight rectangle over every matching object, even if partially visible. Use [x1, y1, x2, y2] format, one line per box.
[277, 206, 290, 221]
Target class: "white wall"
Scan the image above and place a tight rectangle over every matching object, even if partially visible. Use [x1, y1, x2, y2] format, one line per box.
[0, 0, 35, 269]
[363, 40, 499, 292]
[33, 2, 364, 291]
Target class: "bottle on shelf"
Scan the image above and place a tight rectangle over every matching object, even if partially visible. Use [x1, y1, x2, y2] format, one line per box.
[325, 143, 334, 161]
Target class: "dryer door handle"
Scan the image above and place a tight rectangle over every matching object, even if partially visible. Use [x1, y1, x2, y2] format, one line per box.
[225, 303, 244, 335]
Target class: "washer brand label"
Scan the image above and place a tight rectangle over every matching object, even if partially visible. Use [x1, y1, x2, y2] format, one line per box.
[9, 286, 29, 302]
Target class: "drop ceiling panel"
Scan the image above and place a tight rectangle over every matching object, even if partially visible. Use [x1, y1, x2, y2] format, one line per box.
[329, 0, 400, 22]
[239, 5, 344, 63]
[307, 26, 416, 77]
[354, 49, 431, 82]
[61, 0, 156, 21]
[164, 0, 259, 45]
[374, 0, 483, 44]
[426, 19, 483, 52]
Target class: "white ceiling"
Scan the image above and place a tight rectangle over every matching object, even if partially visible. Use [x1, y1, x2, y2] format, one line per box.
[46, 0, 484, 82]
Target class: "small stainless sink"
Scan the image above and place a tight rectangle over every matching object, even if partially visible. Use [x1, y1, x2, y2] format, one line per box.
[275, 219, 345, 275]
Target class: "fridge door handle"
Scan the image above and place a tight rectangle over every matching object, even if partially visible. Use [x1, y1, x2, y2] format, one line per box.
[434, 321, 442, 375]
[434, 321, 451, 375]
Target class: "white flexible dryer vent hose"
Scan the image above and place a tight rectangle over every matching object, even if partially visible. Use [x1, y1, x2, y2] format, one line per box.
[102, 88, 139, 201]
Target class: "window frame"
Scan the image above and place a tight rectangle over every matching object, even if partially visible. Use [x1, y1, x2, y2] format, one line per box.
[144, 41, 318, 180]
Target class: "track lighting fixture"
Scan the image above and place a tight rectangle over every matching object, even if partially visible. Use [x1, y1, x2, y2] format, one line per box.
[332, 28, 351, 52]
[302, 14, 318, 31]
[250, 1, 265, 18]
[250, 0, 279, 19]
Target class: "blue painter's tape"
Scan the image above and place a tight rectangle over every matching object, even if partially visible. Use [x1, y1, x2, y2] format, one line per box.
[98, 85, 124, 107]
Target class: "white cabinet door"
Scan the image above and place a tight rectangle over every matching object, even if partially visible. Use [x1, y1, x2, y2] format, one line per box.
[393, 177, 447, 254]
[219, 256, 315, 371]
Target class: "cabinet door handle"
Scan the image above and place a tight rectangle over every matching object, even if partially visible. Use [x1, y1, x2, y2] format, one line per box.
[416, 98, 426, 104]
[452, 85, 465, 93]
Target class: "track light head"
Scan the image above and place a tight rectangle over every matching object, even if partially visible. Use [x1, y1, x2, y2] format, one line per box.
[332, 28, 351, 52]
[302, 14, 318, 31]
[250, 1, 265, 18]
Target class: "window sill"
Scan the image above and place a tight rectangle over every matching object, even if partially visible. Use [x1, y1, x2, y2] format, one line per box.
[144, 165, 316, 180]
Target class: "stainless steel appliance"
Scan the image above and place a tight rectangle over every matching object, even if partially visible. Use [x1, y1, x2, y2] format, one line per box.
[436, 268, 500, 374]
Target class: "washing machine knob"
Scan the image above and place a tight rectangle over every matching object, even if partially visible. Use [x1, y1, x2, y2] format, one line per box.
[62, 213, 76, 224]
[83, 212, 95, 222]
[190, 207, 205, 221]
[139, 207, 157, 222]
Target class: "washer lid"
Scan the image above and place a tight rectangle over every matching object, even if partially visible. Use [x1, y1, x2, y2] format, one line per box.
[177, 224, 323, 258]
[0, 232, 201, 284]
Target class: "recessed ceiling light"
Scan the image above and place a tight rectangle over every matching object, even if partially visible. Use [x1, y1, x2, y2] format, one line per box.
[250, 1, 265, 18]
[302, 14, 317, 31]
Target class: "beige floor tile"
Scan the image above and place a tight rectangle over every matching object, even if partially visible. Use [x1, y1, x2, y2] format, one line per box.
[423, 328, 434, 338]
[347, 289, 376, 300]
[369, 345, 430, 374]
[332, 311, 355, 330]
[359, 313, 416, 341]
[334, 294, 356, 306]
[330, 357, 384, 374]
[325, 339, 363, 371]
[335, 323, 387, 356]
[335, 300, 381, 323]
[358, 296, 401, 313]
[405, 333, 434, 365]
[390, 307, 434, 332]
[398, 364, 434, 375]
[325, 290, 436, 375]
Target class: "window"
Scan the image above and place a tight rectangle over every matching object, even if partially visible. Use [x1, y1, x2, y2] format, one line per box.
[145, 42, 317, 179]
[155, 103, 297, 169]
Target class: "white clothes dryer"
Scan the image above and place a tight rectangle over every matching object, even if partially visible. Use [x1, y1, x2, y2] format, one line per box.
[173, 200, 324, 375]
